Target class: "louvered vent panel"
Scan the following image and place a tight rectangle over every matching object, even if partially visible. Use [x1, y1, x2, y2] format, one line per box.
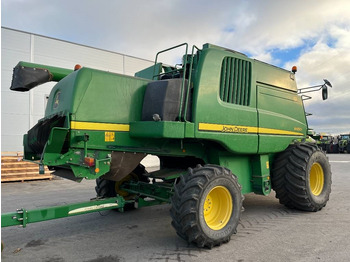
[220, 57, 251, 106]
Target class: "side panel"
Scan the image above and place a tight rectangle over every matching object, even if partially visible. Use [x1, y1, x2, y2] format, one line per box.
[72, 69, 149, 123]
[254, 59, 307, 153]
[257, 84, 307, 153]
[208, 150, 253, 194]
[193, 49, 258, 154]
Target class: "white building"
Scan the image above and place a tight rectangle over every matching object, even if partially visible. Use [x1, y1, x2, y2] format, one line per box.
[1, 27, 154, 152]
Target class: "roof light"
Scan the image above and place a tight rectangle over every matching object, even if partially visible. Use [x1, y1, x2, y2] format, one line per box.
[292, 66, 297, 73]
[74, 64, 82, 71]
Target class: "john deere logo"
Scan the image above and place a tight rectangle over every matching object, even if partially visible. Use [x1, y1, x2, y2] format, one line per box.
[53, 91, 61, 109]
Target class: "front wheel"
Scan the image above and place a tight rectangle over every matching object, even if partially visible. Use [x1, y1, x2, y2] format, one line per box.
[170, 165, 243, 248]
[271, 143, 332, 211]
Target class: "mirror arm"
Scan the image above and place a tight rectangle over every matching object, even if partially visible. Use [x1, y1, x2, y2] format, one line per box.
[301, 94, 312, 101]
[297, 85, 324, 94]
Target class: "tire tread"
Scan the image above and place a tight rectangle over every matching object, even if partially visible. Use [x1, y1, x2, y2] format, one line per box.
[271, 143, 332, 212]
[170, 164, 243, 248]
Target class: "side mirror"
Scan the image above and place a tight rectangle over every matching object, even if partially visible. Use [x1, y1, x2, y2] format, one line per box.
[322, 79, 332, 100]
[322, 85, 328, 100]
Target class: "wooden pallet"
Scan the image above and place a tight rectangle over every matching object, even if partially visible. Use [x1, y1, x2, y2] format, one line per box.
[1, 152, 53, 182]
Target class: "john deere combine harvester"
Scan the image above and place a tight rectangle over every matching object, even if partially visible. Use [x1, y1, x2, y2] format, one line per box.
[3, 43, 332, 248]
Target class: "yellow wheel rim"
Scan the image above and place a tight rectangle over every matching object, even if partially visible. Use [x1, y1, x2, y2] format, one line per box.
[203, 186, 232, 230]
[309, 163, 324, 196]
[115, 173, 138, 197]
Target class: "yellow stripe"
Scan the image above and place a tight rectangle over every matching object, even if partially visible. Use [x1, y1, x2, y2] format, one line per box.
[198, 123, 303, 136]
[71, 121, 130, 132]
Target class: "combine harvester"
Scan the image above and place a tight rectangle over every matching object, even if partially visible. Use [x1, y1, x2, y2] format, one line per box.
[2, 43, 332, 248]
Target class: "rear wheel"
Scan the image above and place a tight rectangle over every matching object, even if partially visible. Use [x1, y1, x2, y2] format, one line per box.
[95, 164, 149, 209]
[271, 143, 332, 211]
[170, 165, 243, 248]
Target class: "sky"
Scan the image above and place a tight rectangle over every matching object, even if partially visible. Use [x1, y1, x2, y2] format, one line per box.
[2, 0, 350, 135]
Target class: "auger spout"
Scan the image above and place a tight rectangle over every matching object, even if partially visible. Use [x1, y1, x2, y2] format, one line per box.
[10, 61, 74, 92]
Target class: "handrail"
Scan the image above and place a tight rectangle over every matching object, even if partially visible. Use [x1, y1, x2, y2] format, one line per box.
[183, 45, 201, 122]
[153, 43, 188, 80]
[152, 43, 202, 122]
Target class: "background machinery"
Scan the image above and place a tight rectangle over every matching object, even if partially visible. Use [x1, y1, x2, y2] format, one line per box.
[338, 134, 350, 153]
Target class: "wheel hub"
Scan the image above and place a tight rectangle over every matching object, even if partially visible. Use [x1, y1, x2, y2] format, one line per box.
[309, 162, 324, 196]
[204, 186, 232, 230]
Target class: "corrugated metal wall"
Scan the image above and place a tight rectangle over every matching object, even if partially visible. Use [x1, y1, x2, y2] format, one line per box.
[1, 27, 154, 152]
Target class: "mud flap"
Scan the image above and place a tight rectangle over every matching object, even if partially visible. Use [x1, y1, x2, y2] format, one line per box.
[101, 152, 146, 182]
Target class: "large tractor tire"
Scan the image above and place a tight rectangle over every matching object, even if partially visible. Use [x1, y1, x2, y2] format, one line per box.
[326, 144, 332, 153]
[170, 165, 243, 248]
[95, 178, 116, 198]
[271, 143, 332, 212]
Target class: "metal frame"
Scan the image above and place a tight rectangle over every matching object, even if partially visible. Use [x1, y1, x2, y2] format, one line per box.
[1, 196, 125, 228]
[1, 177, 176, 228]
[298, 79, 332, 100]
